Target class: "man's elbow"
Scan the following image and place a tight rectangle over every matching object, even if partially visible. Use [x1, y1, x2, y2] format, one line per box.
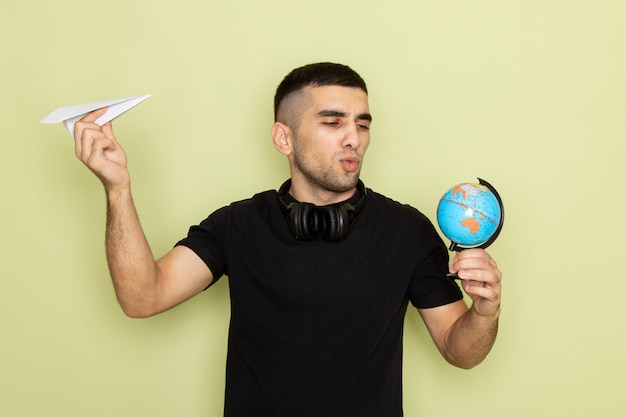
[441, 342, 494, 370]
[445, 355, 485, 370]
[117, 297, 162, 318]
[121, 307, 155, 319]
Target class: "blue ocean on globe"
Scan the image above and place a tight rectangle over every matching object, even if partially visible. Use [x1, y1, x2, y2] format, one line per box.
[436, 182, 502, 248]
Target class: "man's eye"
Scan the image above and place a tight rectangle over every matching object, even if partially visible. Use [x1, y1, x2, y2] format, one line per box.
[357, 123, 370, 130]
[322, 121, 339, 126]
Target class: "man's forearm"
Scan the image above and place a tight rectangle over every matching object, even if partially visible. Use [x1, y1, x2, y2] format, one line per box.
[443, 307, 499, 369]
[105, 186, 160, 317]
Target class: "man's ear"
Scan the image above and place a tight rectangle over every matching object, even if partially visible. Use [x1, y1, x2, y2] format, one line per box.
[272, 122, 293, 156]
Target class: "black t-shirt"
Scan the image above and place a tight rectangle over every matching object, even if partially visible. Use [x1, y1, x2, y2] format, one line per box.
[177, 185, 463, 417]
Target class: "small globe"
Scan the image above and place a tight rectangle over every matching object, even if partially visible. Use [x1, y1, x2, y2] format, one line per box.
[436, 179, 503, 251]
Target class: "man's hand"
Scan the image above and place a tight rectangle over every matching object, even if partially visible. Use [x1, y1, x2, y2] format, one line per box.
[73, 108, 129, 191]
[449, 248, 502, 318]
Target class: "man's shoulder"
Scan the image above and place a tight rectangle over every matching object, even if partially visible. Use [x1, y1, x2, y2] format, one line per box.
[228, 188, 277, 208]
[214, 189, 279, 221]
[365, 188, 423, 215]
[363, 187, 438, 231]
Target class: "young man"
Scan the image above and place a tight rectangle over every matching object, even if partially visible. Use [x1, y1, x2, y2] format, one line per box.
[74, 62, 502, 417]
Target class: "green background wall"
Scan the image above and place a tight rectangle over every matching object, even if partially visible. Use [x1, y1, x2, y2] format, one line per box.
[2, 1, 625, 416]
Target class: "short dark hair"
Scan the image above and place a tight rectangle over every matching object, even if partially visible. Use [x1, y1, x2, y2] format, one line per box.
[274, 62, 368, 121]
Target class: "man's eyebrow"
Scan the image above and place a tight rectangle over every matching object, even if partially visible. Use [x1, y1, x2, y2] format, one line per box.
[316, 109, 373, 122]
[357, 113, 373, 122]
[316, 109, 346, 118]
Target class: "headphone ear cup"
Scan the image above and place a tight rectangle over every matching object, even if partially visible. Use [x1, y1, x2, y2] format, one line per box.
[319, 206, 340, 241]
[288, 202, 317, 240]
[320, 205, 355, 242]
[278, 178, 363, 241]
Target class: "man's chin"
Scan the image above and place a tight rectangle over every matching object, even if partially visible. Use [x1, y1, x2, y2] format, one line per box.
[327, 174, 361, 194]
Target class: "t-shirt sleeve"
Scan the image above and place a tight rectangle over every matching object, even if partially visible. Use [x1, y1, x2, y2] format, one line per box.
[175, 206, 229, 286]
[406, 220, 464, 309]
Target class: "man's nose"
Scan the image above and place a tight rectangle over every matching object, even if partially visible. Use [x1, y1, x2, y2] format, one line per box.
[341, 123, 361, 148]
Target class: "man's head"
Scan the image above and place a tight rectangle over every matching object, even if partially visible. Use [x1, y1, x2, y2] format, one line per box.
[271, 63, 372, 203]
[274, 62, 368, 128]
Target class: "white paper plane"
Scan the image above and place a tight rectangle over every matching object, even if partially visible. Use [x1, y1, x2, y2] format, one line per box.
[41, 94, 151, 137]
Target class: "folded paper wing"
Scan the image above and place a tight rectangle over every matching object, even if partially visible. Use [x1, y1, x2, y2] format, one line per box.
[41, 94, 151, 137]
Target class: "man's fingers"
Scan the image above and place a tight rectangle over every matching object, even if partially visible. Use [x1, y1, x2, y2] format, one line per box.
[76, 128, 113, 165]
[452, 250, 498, 275]
[100, 121, 116, 142]
[74, 107, 110, 143]
[74, 108, 118, 161]
[71, 107, 129, 190]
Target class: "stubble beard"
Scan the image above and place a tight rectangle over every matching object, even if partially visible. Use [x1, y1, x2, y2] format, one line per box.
[292, 145, 361, 194]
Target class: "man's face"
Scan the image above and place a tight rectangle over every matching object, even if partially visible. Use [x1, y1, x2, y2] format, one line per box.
[291, 85, 372, 195]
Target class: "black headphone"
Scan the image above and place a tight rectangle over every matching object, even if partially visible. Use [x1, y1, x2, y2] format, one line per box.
[277, 180, 367, 242]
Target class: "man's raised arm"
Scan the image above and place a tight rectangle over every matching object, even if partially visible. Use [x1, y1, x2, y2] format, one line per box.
[73, 109, 213, 317]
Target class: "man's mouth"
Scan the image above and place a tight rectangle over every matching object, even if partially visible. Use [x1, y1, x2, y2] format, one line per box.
[340, 157, 360, 172]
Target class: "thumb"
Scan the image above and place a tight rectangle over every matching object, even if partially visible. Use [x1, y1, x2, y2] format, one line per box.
[80, 106, 109, 123]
